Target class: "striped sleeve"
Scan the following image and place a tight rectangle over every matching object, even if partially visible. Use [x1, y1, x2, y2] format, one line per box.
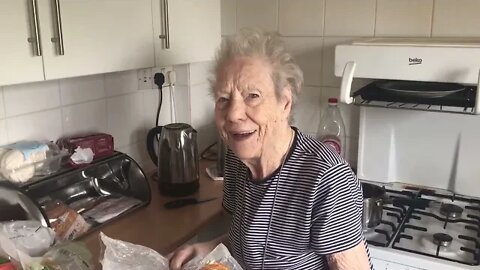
[310, 162, 364, 255]
[222, 149, 237, 214]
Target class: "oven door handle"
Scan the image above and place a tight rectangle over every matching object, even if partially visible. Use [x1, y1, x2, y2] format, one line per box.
[340, 61, 356, 104]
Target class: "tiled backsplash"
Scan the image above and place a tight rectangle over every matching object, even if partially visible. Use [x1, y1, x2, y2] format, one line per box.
[2, 0, 479, 170]
[221, 0, 480, 166]
[0, 63, 217, 171]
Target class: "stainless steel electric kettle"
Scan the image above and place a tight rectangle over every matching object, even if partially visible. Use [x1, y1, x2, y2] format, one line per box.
[146, 123, 199, 196]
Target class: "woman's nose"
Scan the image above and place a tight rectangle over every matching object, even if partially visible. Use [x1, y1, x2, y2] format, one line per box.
[226, 99, 247, 122]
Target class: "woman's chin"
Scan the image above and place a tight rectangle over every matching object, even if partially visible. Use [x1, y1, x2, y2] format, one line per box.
[230, 145, 257, 161]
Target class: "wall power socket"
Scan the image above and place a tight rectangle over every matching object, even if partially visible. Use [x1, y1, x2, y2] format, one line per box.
[137, 68, 153, 90]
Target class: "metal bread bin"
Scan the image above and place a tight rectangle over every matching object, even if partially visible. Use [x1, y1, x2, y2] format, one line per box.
[1, 152, 151, 240]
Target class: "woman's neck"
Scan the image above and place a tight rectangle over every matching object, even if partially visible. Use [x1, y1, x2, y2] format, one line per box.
[245, 126, 294, 180]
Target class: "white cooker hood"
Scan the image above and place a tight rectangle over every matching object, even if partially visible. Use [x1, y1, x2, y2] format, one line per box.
[334, 38, 480, 114]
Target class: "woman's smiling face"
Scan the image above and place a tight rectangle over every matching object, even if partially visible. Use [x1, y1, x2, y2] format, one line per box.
[214, 56, 291, 162]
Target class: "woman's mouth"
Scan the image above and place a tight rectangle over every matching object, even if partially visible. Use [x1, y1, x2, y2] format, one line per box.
[231, 130, 256, 141]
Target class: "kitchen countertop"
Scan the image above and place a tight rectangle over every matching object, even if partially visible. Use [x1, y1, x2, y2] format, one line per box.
[81, 160, 225, 268]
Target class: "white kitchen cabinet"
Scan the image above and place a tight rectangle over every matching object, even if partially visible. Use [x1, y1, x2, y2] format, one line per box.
[0, 1, 45, 86]
[0, 0, 154, 86]
[38, 0, 154, 80]
[153, 0, 221, 67]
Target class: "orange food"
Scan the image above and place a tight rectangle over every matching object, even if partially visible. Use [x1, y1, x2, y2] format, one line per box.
[200, 262, 230, 270]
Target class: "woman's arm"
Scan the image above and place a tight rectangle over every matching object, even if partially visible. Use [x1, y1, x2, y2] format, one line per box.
[327, 241, 370, 270]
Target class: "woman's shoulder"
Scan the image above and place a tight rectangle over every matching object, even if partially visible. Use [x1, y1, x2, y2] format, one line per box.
[293, 129, 346, 167]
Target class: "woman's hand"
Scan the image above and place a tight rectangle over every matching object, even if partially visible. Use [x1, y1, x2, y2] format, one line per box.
[168, 233, 230, 270]
[168, 241, 216, 270]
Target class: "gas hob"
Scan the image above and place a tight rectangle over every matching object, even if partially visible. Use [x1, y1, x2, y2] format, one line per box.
[362, 182, 480, 269]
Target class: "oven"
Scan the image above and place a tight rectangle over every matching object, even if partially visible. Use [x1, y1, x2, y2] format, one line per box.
[335, 38, 480, 270]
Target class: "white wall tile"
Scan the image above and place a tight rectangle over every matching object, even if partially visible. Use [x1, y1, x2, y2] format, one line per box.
[142, 158, 156, 175]
[324, 0, 376, 37]
[59, 74, 105, 105]
[173, 65, 190, 86]
[4, 81, 60, 117]
[142, 89, 171, 131]
[117, 142, 149, 169]
[221, 0, 236, 36]
[282, 37, 323, 86]
[376, 0, 433, 37]
[0, 88, 4, 119]
[107, 93, 144, 148]
[62, 100, 107, 137]
[322, 37, 358, 87]
[432, 0, 480, 37]
[292, 86, 322, 135]
[196, 122, 218, 153]
[237, 0, 278, 32]
[279, 0, 325, 37]
[141, 89, 173, 172]
[0, 120, 7, 145]
[172, 85, 191, 124]
[189, 61, 214, 86]
[6, 109, 62, 142]
[105, 70, 138, 97]
[190, 83, 215, 128]
[190, 83, 216, 151]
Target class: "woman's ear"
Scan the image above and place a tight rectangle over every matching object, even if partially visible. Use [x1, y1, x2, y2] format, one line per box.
[282, 86, 293, 115]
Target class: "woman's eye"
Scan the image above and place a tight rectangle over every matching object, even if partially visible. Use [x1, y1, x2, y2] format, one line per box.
[217, 97, 229, 104]
[217, 97, 228, 107]
[247, 93, 260, 99]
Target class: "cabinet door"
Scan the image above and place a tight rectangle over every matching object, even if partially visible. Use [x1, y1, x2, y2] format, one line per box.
[38, 0, 154, 80]
[0, 1, 45, 86]
[153, 0, 221, 67]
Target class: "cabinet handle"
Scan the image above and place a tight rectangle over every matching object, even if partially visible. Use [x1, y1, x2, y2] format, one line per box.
[50, 0, 65, 55]
[27, 0, 42, 56]
[158, 0, 170, 49]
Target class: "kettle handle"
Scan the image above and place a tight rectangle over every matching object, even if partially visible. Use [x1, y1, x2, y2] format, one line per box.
[146, 126, 163, 166]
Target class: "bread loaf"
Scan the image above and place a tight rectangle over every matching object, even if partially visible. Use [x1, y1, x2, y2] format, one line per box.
[201, 262, 230, 270]
[0, 144, 48, 183]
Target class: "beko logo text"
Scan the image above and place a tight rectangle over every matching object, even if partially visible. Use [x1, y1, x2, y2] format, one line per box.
[409, 57, 422, 65]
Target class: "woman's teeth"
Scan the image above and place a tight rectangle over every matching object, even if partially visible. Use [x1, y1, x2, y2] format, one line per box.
[232, 131, 255, 140]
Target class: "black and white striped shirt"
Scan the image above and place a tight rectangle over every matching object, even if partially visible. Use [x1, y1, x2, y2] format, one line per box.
[223, 128, 371, 269]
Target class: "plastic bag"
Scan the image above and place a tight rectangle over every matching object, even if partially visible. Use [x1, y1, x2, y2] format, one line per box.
[0, 222, 92, 270]
[0, 221, 55, 257]
[100, 233, 243, 270]
[28, 242, 93, 270]
[183, 244, 243, 270]
[100, 233, 169, 270]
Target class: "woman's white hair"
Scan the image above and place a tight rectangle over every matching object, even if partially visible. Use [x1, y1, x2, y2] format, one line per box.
[211, 28, 304, 106]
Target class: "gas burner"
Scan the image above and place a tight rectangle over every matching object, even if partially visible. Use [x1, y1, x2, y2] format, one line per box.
[433, 233, 453, 247]
[439, 203, 463, 218]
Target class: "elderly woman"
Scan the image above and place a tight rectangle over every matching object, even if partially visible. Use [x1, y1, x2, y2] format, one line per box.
[169, 29, 371, 270]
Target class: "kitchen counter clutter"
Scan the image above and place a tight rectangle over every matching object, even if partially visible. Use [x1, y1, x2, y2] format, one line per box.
[0, 160, 224, 269]
[82, 160, 224, 268]
[0, 134, 114, 186]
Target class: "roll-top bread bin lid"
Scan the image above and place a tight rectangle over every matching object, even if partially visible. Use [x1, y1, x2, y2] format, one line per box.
[0, 181, 47, 226]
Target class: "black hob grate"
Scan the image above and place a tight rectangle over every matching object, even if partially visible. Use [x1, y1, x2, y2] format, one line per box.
[391, 191, 480, 266]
